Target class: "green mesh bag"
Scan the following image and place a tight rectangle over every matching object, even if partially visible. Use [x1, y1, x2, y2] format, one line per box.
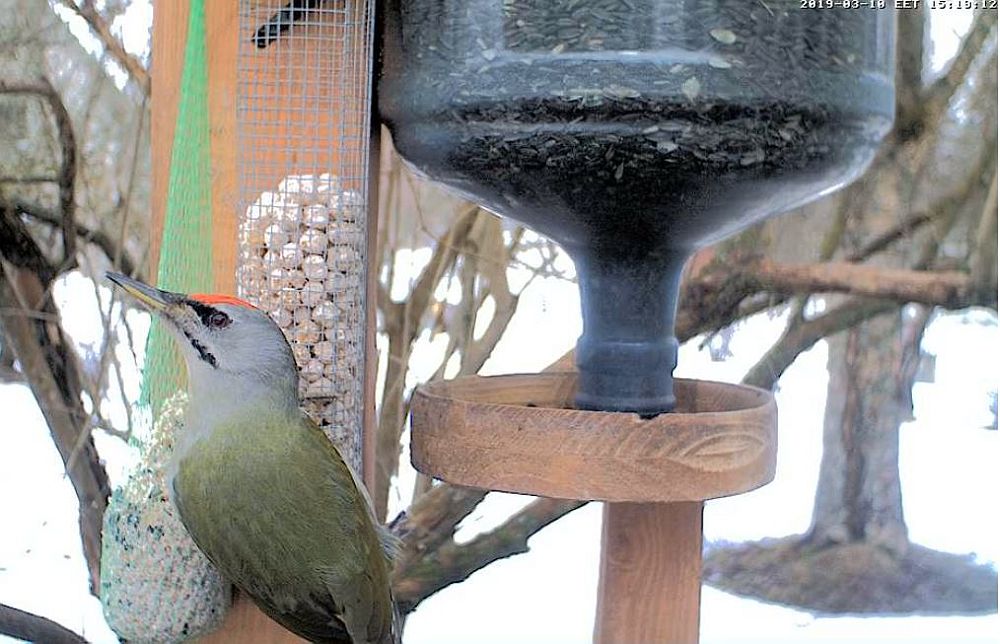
[143, 0, 214, 414]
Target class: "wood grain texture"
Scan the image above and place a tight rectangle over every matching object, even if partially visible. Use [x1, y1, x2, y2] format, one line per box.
[410, 374, 777, 502]
[198, 591, 304, 644]
[594, 502, 703, 644]
[150, 0, 187, 280]
[206, 0, 238, 295]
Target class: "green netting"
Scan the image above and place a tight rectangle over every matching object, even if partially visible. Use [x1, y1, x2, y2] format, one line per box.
[143, 0, 214, 413]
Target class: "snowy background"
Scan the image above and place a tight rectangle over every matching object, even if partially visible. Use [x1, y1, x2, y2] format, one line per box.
[0, 4, 996, 643]
[1, 269, 996, 643]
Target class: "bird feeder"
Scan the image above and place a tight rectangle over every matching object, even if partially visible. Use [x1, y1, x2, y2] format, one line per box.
[380, 2, 894, 641]
[147, 1, 377, 640]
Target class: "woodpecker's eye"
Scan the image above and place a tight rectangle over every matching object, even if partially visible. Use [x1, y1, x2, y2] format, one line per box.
[207, 311, 230, 329]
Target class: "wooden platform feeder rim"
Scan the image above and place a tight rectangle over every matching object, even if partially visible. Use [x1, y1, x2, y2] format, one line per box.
[409, 373, 779, 503]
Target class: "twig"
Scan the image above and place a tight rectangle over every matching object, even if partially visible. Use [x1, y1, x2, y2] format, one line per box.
[0, 207, 110, 594]
[393, 497, 585, 614]
[0, 79, 78, 269]
[8, 199, 141, 279]
[112, 92, 148, 278]
[969, 170, 998, 302]
[0, 603, 89, 644]
[748, 260, 979, 309]
[54, 0, 150, 95]
[922, 9, 997, 126]
[391, 353, 588, 611]
[375, 206, 480, 518]
[0, 175, 59, 184]
[894, 6, 926, 139]
[742, 296, 897, 390]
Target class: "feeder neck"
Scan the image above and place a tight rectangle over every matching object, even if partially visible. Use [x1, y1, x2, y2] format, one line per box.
[573, 251, 687, 416]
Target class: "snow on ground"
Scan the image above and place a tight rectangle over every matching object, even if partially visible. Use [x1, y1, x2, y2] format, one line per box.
[0, 273, 996, 643]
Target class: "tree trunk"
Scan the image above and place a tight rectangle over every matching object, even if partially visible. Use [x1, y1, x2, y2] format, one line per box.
[807, 309, 928, 555]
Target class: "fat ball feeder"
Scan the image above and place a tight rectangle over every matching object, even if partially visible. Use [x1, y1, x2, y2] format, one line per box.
[379, 2, 895, 641]
[111, 0, 381, 641]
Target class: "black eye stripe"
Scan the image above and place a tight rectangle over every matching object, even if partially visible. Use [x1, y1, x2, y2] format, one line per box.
[187, 300, 216, 325]
[187, 300, 230, 328]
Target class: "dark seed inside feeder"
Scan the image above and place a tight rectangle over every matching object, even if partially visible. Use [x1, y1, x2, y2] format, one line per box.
[380, 0, 895, 415]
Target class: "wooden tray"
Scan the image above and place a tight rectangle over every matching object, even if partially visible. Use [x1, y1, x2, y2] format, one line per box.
[410, 373, 777, 502]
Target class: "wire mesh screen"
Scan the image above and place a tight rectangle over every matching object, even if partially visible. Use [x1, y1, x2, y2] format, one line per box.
[236, 0, 375, 472]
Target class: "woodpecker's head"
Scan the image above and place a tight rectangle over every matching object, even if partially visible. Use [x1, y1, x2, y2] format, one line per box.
[107, 272, 298, 403]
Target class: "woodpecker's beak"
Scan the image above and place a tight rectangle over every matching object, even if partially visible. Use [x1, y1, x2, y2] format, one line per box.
[106, 272, 184, 314]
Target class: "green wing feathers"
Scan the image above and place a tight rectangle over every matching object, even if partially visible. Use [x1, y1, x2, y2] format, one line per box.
[172, 412, 396, 644]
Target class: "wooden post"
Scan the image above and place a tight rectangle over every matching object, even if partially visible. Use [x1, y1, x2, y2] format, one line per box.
[594, 503, 703, 644]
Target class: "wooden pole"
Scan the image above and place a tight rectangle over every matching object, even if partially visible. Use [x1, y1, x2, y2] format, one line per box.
[594, 502, 703, 644]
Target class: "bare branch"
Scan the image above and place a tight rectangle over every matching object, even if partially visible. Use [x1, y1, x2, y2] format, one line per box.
[0, 175, 60, 184]
[0, 207, 110, 594]
[0, 603, 89, 644]
[742, 297, 897, 390]
[895, 4, 926, 138]
[54, 0, 151, 95]
[922, 9, 997, 126]
[8, 199, 142, 279]
[391, 353, 587, 611]
[393, 497, 585, 613]
[0, 78, 79, 270]
[375, 206, 481, 518]
[748, 260, 984, 309]
[969, 170, 998, 301]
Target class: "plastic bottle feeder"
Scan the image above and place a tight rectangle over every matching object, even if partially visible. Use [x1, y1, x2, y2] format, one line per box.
[380, 3, 894, 641]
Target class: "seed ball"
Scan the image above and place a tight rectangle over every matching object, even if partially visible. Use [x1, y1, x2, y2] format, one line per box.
[314, 340, 335, 363]
[236, 264, 262, 287]
[329, 229, 363, 248]
[292, 307, 313, 325]
[303, 205, 330, 229]
[305, 376, 334, 398]
[261, 250, 280, 268]
[325, 246, 358, 268]
[299, 229, 327, 255]
[280, 243, 303, 269]
[272, 307, 293, 329]
[290, 342, 311, 365]
[314, 174, 342, 198]
[325, 327, 349, 344]
[285, 269, 306, 290]
[301, 280, 325, 307]
[267, 267, 288, 290]
[252, 289, 277, 311]
[242, 224, 266, 247]
[302, 255, 327, 281]
[311, 301, 337, 327]
[264, 223, 289, 249]
[292, 319, 320, 344]
[325, 271, 351, 292]
[301, 359, 324, 382]
[243, 203, 273, 229]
